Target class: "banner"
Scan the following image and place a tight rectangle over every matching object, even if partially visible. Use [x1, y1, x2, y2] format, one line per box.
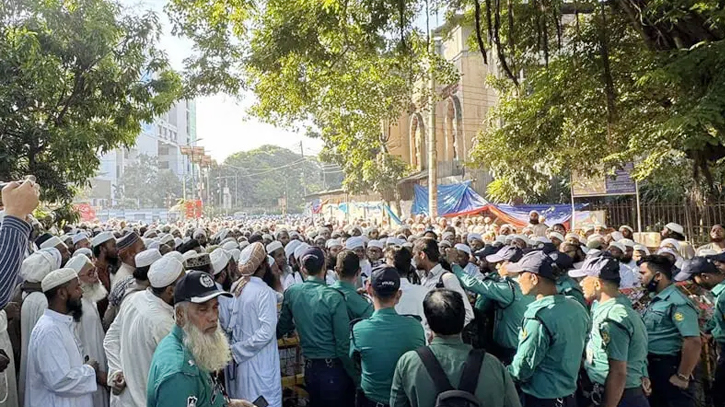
[572, 163, 636, 197]
[74, 204, 97, 222]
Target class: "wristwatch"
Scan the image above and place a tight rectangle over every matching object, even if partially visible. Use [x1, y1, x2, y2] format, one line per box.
[676, 373, 690, 382]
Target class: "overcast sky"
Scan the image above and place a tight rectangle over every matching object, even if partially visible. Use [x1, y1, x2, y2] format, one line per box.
[122, 0, 323, 163]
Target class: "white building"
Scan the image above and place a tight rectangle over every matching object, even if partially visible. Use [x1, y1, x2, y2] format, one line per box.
[90, 99, 197, 207]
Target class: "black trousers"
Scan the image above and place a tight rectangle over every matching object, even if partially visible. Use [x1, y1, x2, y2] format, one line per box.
[647, 354, 696, 407]
[713, 343, 725, 407]
[521, 393, 577, 407]
[304, 358, 355, 407]
[356, 390, 389, 407]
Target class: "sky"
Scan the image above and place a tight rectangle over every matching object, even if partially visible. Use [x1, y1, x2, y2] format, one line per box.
[124, 0, 323, 163]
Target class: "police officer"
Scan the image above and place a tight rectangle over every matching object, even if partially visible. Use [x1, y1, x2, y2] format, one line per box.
[277, 247, 356, 407]
[675, 255, 725, 407]
[390, 289, 521, 407]
[451, 245, 533, 364]
[569, 256, 649, 407]
[350, 266, 425, 407]
[549, 251, 587, 308]
[638, 255, 702, 407]
[147, 271, 254, 407]
[331, 250, 373, 320]
[506, 250, 589, 407]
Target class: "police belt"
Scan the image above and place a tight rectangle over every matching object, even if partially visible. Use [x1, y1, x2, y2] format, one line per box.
[305, 358, 343, 368]
[583, 382, 644, 405]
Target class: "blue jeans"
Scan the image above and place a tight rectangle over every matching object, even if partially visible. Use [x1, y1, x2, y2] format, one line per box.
[304, 358, 355, 407]
[618, 393, 650, 407]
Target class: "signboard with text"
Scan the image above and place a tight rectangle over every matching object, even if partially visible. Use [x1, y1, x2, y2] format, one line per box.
[572, 163, 636, 197]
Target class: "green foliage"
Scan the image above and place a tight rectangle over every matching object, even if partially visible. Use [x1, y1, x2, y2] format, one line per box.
[167, 0, 463, 199]
[116, 154, 182, 208]
[0, 0, 182, 204]
[209, 145, 335, 212]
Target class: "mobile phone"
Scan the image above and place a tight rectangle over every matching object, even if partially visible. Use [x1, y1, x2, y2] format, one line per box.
[252, 395, 269, 407]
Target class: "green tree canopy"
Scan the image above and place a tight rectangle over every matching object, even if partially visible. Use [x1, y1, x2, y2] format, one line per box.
[116, 154, 182, 208]
[0, 0, 181, 203]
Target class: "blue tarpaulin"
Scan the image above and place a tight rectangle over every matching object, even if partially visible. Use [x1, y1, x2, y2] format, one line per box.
[412, 181, 489, 217]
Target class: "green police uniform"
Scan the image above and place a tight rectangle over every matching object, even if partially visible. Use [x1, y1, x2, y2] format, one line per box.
[350, 308, 425, 404]
[331, 280, 374, 320]
[508, 294, 589, 399]
[585, 296, 649, 389]
[642, 284, 700, 355]
[390, 336, 521, 407]
[147, 325, 226, 407]
[452, 264, 534, 351]
[277, 276, 356, 378]
[557, 275, 588, 308]
[705, 280, 725, 345]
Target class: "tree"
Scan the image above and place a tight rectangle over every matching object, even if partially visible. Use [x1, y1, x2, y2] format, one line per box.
[0, 0, 181, 204]
[209, 145, 331, 212]
[116, 154, 181, 208]
[167, 0, 461, 201]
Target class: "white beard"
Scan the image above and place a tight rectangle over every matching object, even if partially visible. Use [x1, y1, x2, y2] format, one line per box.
[81, 281, 108, 304]
[182, 320, 232, 372]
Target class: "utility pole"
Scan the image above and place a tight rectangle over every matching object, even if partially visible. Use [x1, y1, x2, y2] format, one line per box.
[300, 140, 307, 198]
[427, 29, 438, 219]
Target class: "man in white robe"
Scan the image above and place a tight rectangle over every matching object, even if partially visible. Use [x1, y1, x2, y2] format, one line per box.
[25, 268, 99, 407]
[68, 255, 109, 407]
[17, 249, 60, 406]
[227, 243, 282, 407]
[0, 310, 18, 407]
[103, 256, 183, 407]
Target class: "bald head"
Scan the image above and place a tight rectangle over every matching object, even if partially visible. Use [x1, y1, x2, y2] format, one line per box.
[423, 289, 465, 336]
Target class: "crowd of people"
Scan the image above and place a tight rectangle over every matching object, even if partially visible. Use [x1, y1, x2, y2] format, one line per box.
[0, 179, 724, 407]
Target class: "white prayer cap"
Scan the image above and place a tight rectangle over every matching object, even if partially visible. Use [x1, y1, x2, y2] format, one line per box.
[143, 229, 157, 238]
[533, 236, 551, 244]
[608, 241, 626, 253]
[467, 233, 483, 242]
[160, 234, 174, 245]
[229, 248, 241, 263]
[174, 238, 183, 248]
[40, 236, 64, 250]
[345, 236, 364, 250]
[610, 231, 624, 241]
[619, 225, 634, 233]
[529, 210, 540, 216]
[548, 232, 564, 242]
[454, 243, 471, 255]
[91, 231, 114, 247]
[183, 250, 199, 261]
[587, 234, 603, 243]
[619, 238, 636, 248]
[147, 241, 161, 250]
[21, 251, 59, 283]
[66, 254, 92, 274]
[193, 228, 206, 238]
[564, 232, 579, 241]
[368, 240, 384, 249]
[294, 243, 311, 261]
[284, 240, 302, 260]
[262, 234, 274, 241]
[442, 232, 454, 240]
[660, 238, 681, 250]
[222, 241, 238, 252]
[72, 233, 89, 245]
[633, 244, 650, 255]
[239, 241, 250, 250]
[135, 249, 162, 268]
[326, 239, 342, 249]
[495, 235, 507, 245]
[164, 251, 185, 264]
[73, 248, 92, 258]
[210, 248, 231, 275]
[266, 241, 283, 254]
[42, 268, 78, 292]
[665, 222, 685, 236]
[148, 257, 184, 288]
[657, 247, 679, 258]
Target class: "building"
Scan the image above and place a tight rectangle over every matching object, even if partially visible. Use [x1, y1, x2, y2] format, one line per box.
[388, 23, 497, 197]
[90, 99, 197, 207]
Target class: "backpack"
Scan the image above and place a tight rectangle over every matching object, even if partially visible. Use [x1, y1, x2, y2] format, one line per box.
[415, 346, 485, 407]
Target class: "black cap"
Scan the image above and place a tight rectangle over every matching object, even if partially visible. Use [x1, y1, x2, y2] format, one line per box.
[674, 257, 719, 282]
[486, 245, 523, 263]
[506, 250, 556, 280]
[370, 265, 400, 295]
[568, 255, 621, 282]
[301, 247, 325, 271]
[708, 252, 725, 263]
[548, 251, 574, 271]
[474, 245, 498, 260]
[174, 270, 232, 304]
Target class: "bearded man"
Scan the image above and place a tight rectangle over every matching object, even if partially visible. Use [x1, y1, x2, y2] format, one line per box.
[226, 243, 282, 406]
[147, 271, 255, 407]
[697, 224, 725, 256]
[104, 257, 184, 407]
[68, 254, 109, 407]
[527, 210, 549, 237]
[91, 231, 118, 317]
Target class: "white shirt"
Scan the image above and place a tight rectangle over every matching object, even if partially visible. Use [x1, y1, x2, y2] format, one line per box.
[25, 309, 97, 407]
[420, 264, 474, 325]
[463, 263, 485, 280]
[227, 277, 282, 407]
[618, 264, 638, 289]
[0, 310, 19, 407]
[104, 289, 174, 407]
[325, 270, 339, 285]
[110, 263, 134, 290]
[75, 297, 109, 407]
[18, 291, 47, 406]
[281, 267, 303, 291]
[395, 278, 430, 338]
[529, 223, 549, 237]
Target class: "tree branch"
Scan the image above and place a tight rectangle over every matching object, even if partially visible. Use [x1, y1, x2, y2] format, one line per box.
[473, 0, 488, 64]
[493, 0, 518, 86]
